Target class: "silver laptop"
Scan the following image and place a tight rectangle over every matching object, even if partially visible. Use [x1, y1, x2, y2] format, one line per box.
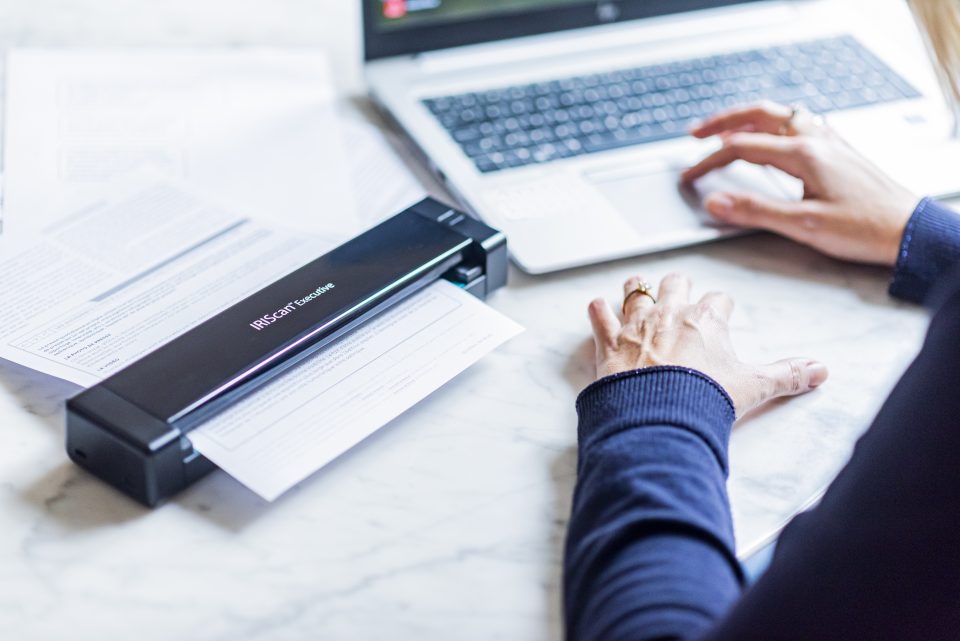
[364, 0, 960, 274]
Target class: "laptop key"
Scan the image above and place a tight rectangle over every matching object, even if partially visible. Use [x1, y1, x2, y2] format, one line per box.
[423, 35, 921, 173]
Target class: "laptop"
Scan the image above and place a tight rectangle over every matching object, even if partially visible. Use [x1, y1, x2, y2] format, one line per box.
[363, 0, 960, 273]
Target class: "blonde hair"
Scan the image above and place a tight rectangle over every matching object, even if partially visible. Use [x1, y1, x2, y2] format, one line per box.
[910, 0, 960, 119]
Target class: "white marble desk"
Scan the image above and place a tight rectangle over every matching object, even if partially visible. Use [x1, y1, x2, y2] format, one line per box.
[0, 1, 950, 640]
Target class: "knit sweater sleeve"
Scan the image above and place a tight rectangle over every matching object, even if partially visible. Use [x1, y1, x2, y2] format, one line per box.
[564, 366, 742, 641]
[890, 198, 960, 304]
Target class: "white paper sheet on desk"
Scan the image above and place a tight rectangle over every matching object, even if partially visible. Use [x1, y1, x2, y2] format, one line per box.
[0, 175, 332, 386]
[2, 49, 358, 240]
[189, 280, 522, 501]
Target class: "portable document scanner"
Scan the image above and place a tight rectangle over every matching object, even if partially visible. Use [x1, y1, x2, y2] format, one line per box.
[65, 198, 507, 506]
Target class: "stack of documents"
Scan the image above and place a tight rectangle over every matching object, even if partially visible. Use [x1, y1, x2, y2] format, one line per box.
[0, 50, 523, 501]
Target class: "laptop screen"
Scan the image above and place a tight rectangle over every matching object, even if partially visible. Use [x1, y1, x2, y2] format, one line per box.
[376, 0, 591, 31]
[364, 0, 767, 60]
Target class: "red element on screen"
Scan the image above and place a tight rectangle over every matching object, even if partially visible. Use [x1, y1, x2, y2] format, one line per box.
[384, 0, 407, 19]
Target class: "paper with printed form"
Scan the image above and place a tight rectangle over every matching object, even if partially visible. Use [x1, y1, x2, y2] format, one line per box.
[0, 176, 522, 500]
[190, 280, 522, 501]
[0, 176, 330, 386]
[3, 49, 359, 240]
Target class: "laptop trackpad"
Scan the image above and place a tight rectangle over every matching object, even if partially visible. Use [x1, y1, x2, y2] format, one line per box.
[587, 160, 801, 235]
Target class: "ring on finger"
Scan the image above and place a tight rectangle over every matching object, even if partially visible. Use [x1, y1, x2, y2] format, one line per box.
[623, 281, 657, 314]
[778, 103, 802, 135]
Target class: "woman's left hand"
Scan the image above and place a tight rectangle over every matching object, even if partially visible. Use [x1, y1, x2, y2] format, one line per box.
[589, 273, 829, 417]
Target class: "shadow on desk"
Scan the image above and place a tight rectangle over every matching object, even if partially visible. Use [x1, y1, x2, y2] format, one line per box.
[698, 232, 904, 309]
[547, 446, 577, 641]
[506, 230, 904, 311]
[19, 460, 275, 533]
[0, 357, 78, 430]
[0, 358, 274, 532]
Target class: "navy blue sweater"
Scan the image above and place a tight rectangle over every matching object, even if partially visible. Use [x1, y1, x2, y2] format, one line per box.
[564, 198, 960, 641]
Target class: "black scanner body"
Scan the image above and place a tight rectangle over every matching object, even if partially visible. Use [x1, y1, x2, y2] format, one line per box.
[65, 198, 507, 506]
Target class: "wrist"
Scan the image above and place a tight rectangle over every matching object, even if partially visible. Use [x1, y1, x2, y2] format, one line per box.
[578, 367, 737, 471]
[879, 194, 923, 267]
[890, 197, 960, 304]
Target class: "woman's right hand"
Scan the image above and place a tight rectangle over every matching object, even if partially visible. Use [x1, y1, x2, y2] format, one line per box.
[682, 101, 920, 267]
[590, 273, 828, 418]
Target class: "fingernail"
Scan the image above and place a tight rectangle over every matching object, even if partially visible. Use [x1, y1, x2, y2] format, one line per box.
[806, 362, 829, 389]
[706, 194, 734, 216]
[687, 119, 703, 132]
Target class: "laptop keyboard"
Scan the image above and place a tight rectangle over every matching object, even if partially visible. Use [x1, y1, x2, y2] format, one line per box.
[422, 35, 920, 174]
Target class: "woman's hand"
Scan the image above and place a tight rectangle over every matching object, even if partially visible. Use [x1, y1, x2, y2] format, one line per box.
[589, 273, 829, 417]
[682, 101, 919, 266]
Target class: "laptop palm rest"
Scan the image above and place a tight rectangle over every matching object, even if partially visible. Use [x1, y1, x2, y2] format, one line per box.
[586, 159, 801, 235]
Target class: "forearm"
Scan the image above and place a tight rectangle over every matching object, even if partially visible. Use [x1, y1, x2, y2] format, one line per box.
[890, 198, 960, 304]
[564, 367, 743, 641]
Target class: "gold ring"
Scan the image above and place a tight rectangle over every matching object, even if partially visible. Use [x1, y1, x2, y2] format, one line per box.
[779, 104, 802, 135]
[622, 281, 657, 314]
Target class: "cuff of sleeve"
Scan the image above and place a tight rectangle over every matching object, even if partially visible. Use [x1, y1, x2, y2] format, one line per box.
[576, 367, 736, 474]
[890, 198, 960, 305]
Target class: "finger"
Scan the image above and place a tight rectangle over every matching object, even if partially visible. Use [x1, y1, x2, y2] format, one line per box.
[690, 101, 795, 138]
[682, 132, 810, 183]
[755, 358, 829, 407]
[702, 191, 819, 244]
[622, 276, 656, 318]
[657, 273, 692, 306]
[698, 291, 734, 321]
[588, 297, 621, 348]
